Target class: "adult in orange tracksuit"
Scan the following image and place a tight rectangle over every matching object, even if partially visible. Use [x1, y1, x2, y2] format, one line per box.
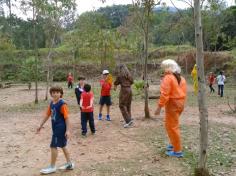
[155, 59, 187, 158]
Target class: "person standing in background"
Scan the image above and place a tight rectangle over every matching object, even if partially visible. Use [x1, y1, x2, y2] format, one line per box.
[114, 64, 134, 128]
[191, 64, 198, 95]
[217, 71, 226, 97]
[208, 72, 215, 93]
[67, 73, 74, 89]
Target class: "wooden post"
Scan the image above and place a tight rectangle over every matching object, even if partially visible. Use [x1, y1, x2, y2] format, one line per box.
[194, 0, 209, 175]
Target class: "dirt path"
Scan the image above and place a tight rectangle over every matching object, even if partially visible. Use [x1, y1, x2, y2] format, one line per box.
[0, 85, 235, 176]
[0, 104, 187, 176]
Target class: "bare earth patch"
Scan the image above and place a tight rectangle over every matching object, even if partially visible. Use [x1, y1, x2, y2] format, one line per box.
[0, 84, 235, 176]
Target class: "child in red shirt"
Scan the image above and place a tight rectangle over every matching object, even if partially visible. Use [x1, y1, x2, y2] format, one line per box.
[80, 84, 96, 136]
[98, 70, 112, 121]
[67, 73, 74, 89]
[208, 72, 215, 93]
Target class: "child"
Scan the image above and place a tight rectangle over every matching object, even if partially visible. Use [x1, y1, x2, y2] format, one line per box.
[37, 86, 74, 174]
[80, 84, 96, 136]
[75, 76, 85, 106]
[67, 72, 74, 89]
[98, 70, 112, 121]
[208, 72, 215, 93]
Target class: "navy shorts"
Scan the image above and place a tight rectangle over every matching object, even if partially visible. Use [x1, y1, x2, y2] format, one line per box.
[50, 135, 67, 148]
[99, 96, 112, 106]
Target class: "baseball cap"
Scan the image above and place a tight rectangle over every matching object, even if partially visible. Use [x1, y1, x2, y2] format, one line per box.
[102, 70, 109, 75]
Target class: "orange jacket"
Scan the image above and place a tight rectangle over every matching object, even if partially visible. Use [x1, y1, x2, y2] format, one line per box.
[159, 73, 187, 108]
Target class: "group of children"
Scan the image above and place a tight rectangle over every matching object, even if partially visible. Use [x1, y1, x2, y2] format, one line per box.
[37, 64, 134, 174]
[191, 64, 226, 97]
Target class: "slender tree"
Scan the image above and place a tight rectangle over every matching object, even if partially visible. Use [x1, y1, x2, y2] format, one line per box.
[194, 0, 209, 175]
[132, 0, 160, 118]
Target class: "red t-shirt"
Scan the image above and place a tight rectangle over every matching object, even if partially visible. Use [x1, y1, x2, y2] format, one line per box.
[100, 80, 112, 96]
[67, 75, 73, 83]
[81, 92, 94, 112]
[208, 75, 215, 84]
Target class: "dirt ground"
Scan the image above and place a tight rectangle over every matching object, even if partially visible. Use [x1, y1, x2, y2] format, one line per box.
[0, 84, 235, 176]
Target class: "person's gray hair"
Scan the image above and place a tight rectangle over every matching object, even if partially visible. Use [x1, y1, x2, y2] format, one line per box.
[161, 59, 181, 73]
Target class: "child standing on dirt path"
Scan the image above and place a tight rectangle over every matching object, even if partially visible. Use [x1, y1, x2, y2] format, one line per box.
[98, 70, 112, 121]
[114, 64, 134, 128]
[37, 86, 74, 174]
[80, 84, 96, 136]
[67, 72, 74, 89]
[155, 59, 187, 158]
[75, 76, 85, 106]
[208, 72, 215, 93]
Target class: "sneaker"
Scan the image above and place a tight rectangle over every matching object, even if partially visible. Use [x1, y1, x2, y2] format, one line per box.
[106, 115, 111, 121]
[40, 165, 57, 174]
[59, 162, 75, 170]
[166, 145, 173, 151]
[166, 151, 183, 158]
[123, 120, 133, 128]
[81, 132, 86, 137]
[98, 113, 102, 120]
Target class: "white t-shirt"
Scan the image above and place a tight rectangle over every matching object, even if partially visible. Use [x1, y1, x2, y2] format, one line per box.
[217, 75, 226, 85]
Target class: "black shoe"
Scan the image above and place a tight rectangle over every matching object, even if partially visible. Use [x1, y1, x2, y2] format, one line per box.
[81, 132, 86, 136]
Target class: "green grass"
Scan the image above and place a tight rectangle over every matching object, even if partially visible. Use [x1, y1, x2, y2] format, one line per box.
[186, 84, 236, 109]
[149, 44, 194, 54]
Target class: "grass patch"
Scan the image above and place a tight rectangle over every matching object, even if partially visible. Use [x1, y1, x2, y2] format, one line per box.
[186, 85, 236, 108]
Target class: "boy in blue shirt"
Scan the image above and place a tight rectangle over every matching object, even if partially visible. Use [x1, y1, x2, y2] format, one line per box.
[37, 86, 74, 174]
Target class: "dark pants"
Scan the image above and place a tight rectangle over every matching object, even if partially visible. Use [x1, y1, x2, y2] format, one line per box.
[81, 112, 95, 134]
[68, 82, 73, 89]
[209, 84, 215, 93]
[119, 87, 132, 124]
[218, 85, 224, 97]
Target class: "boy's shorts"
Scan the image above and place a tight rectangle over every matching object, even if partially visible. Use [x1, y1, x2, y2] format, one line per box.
[50, 135, 67, 148]
[99, 96, 112, 106]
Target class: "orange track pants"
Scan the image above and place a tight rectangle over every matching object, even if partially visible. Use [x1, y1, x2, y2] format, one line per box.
[164, 99, 184, 152]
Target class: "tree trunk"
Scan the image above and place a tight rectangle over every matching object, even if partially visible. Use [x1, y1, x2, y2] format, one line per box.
[32, 4, 38, 104]
[45, 49, 53, 101]
[73, 49, 78, 80]
[194, 0, 209, 175]
[143, 15, 150, 119]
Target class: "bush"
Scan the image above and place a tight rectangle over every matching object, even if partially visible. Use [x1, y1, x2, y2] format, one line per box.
[53, 70, 67, 82]
[133, 80, 144, 92]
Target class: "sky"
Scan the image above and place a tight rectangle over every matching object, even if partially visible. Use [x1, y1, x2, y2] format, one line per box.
[76, 0, 235, 14]
[2, 0, 236, 19]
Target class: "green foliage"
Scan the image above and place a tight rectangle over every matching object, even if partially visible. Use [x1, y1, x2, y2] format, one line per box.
[0, 33, 15, 50]
[97, 5, 131, 28]
[133, 80, 144, 92]
[19, 57, 43, 82]
[53, 70, 67, 82]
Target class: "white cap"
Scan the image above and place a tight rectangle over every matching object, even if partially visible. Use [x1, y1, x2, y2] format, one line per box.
[102, 70, 109, 75]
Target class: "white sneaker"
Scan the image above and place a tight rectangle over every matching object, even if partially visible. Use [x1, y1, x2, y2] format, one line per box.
[59, 162, 75, 170]
[123, 120, 133, 128]
[40, 165, 56, 174]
